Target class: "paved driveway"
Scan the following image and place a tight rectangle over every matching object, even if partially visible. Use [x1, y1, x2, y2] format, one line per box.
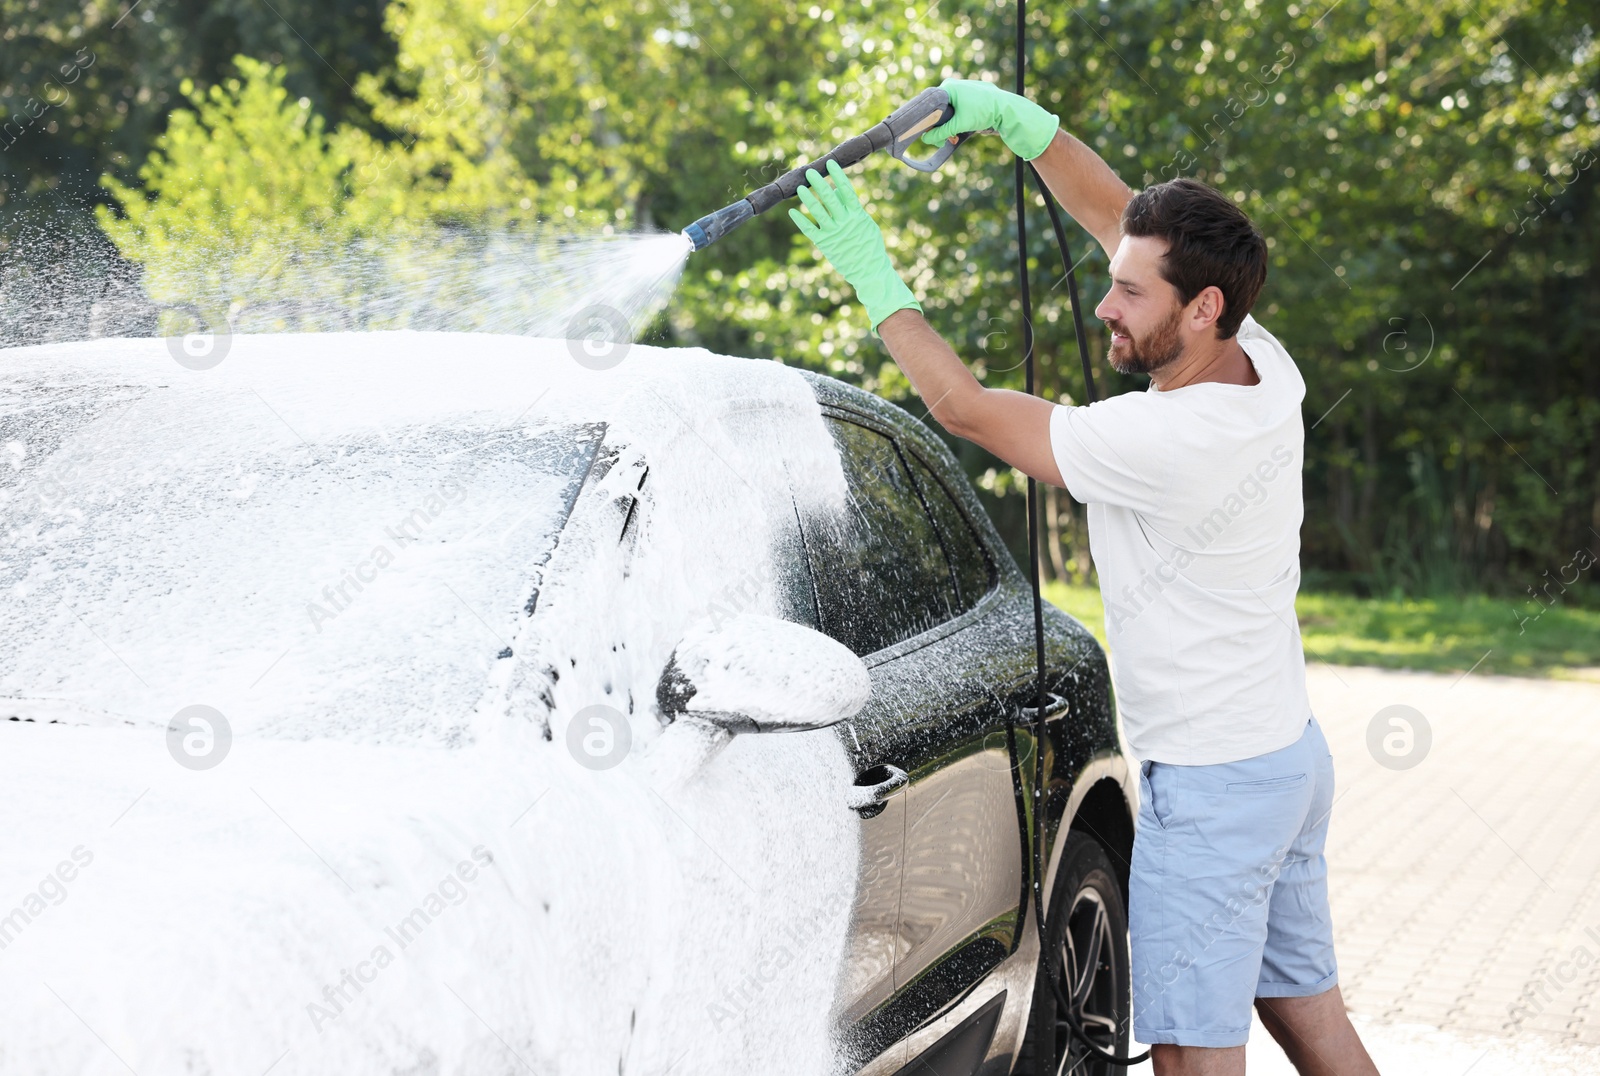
[1130, 666, 1600, 1073]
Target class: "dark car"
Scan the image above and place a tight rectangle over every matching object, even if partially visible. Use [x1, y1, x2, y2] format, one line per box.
[0, 331, 1135, 1076]
[778, 370, 1137, 1076]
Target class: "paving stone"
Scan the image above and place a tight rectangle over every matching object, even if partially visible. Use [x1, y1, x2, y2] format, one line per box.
[1307, 667, 1600, 1047]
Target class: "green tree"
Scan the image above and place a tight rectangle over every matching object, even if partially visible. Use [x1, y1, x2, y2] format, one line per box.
[97, 57, 371, 318]
[82, 0, 1600, 595]
[0, 0, 396, 230]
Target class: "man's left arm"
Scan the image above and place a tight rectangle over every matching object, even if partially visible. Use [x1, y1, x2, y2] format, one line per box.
[875, 308, 1063, 488]
[789, 159, 1063, 489]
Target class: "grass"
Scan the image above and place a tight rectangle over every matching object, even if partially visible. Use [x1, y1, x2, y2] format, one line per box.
[1042, 581, 1600, 679]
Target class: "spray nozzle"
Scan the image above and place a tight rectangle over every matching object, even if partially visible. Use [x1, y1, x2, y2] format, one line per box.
[681, 86, 974, 252]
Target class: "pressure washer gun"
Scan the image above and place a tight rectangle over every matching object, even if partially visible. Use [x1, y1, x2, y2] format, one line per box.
[681, 86, 975, 252]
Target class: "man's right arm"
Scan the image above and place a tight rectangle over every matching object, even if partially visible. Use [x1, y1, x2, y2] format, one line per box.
[1027, 128, 1134, 262]
[920, 81, 1133, 259]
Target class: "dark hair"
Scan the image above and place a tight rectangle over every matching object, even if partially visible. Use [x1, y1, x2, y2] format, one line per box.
[1119, 178, 1267, 339]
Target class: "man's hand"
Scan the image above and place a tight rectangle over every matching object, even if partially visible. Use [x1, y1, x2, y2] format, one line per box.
[923, 79, 1132, 261]
[790, 159, 922, 332]
[920, 78, 1059, 161]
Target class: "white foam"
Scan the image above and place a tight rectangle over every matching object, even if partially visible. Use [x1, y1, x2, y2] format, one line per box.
[0, 331, 863, 1075]
[674, 612, 872, 730]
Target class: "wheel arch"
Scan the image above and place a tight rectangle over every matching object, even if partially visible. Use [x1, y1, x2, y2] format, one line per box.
[1015, 761, 1138, 1075]
[1046, 755, 1136, 915]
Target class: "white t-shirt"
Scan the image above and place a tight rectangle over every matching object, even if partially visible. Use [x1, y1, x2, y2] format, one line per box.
[1048, 313, 1312, 765]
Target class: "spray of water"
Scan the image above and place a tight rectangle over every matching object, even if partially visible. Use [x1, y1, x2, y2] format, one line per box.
[0, 223, 695, 350]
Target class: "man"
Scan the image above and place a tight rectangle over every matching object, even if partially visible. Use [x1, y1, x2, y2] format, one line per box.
[789, 79, 1380, 1076]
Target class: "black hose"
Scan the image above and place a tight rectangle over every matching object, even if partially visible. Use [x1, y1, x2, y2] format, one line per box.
[1010, 0, 1148, 1069]
[1028, 163, 1098, 407]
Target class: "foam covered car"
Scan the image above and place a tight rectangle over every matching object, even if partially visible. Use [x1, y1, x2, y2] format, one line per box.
[0, 331, 1135, 1075]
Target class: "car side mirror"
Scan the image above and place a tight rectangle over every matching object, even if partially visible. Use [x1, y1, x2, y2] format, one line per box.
[655, 612, 871, 733]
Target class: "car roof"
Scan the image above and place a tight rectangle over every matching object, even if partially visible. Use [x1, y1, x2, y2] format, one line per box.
[0, 330, 821, 446]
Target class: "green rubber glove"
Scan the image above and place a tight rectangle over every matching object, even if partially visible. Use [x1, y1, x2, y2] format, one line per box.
[789, 158, 922, 333]
[920, 77, 1059, 161]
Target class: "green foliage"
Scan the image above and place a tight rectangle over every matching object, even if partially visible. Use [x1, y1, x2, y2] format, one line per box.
[15, 0, 1600, 595]
[0, 0, 394, 223]
[1046, 579, 1600, 678]
[93, 58, 388, 333]
[97, 59, 361, 256]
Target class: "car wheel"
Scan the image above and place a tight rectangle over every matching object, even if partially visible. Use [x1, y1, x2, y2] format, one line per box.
[1020, 832, 1132, 1075]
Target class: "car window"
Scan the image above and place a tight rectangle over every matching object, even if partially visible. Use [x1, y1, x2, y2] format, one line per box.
[770, 500, 824, 630]
[705, 408, 823, 632]
[905, 452, 995, 610]
[802, 419, 961, 656]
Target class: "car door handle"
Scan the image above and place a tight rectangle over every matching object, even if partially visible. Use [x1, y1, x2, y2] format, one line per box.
[846, 764, 909, 816]
[1019, 691, 1070, 721]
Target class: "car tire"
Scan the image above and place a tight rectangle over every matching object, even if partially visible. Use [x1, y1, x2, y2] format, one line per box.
[1018, 831, 1133, 1075]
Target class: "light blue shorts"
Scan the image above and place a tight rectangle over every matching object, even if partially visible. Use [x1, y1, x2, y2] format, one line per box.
[1130, 716, 1339, 1048]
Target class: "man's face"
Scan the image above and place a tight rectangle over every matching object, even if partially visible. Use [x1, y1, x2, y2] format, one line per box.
[1094, 236, 1187, 376]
